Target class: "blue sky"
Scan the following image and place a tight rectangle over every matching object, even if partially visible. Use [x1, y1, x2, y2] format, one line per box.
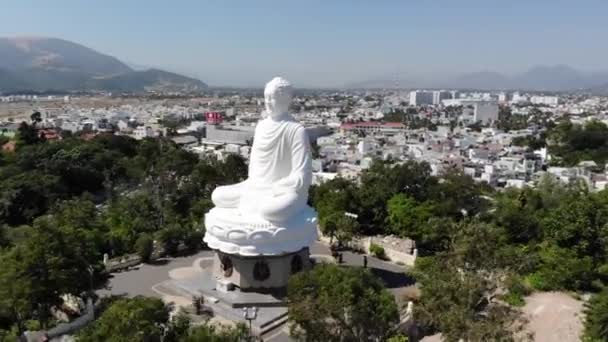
[1, 0, 607, 87]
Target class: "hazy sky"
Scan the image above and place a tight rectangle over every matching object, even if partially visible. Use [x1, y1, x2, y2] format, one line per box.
[1, 0, 607, 87]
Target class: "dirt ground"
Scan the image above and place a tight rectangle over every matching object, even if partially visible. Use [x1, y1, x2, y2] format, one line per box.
[522, 292, 584, 342]
[421, 292, 584, 342]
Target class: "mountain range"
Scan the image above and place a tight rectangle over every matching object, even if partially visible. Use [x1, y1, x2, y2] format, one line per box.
[1, 36, 605, 92]
[0, 37, 207, 93]
[347, 65, 608, 92]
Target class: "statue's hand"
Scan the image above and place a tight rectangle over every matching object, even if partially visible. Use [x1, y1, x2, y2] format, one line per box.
[211, 182, 244, 208]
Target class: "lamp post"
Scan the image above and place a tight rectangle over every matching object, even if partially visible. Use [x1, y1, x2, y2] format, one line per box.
[242, 306, 258, 340]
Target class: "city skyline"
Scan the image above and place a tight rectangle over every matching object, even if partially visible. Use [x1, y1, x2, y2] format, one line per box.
[1, 0, 607, 87]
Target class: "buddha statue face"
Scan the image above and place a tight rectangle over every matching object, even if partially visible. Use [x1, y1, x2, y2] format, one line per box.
[264, 77, 293, 119]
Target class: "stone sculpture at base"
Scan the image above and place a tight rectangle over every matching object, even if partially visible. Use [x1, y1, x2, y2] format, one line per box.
[203, 77, 317, 290]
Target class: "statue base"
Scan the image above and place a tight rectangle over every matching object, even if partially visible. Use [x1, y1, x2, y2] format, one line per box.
[211, 248, 311, 291]
[203, 205, 317, 290]
[203, 206, 318, 256]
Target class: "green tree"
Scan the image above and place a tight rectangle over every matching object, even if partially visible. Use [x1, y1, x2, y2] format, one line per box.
[386, 193, 434, 238]
[135, 233, 154, 262]
[288, 264, 399, 342]
[0, 225, 8, 248]
[414, 256, 529, 341]
[357, 160, 436, 233]
[528, 244, 594, 291]
[413, 221, 530, 341]
[53, 198, 107, 269]
[541, 192, 608, 266]
[386, 335, 409, 342]
[30, 111, 42, 125]
[0, 249, 33, 335]
[78, 296, 170, 342]
[0, 171, 62, 226]
[0, 217, 91, 329]
[491, 188, 543, 244]
[430, 170, 491, 219]
[155, 224, 184, 257]
[105, 193, 160, 255]
[16, 122, 41, 146]
[319, 211, 360, 246]
[16, 217, 90, 327]
[547, 120, 608, 166]
[311, 177, 358, 220]
[177, 322, 248, 342]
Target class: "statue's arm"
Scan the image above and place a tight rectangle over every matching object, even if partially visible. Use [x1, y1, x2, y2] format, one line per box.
[273, 127, 312, 195]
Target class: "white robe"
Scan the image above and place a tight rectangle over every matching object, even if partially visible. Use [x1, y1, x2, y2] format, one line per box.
[237, 115, 312, 219]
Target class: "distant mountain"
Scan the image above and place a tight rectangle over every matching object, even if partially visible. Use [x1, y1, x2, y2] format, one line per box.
[0, 37, 132, 75]
[512, 65, 590, 91]
[588, 82, 608, 95]
[345, 79, 406, 89]
[448, 71, 511, 90]
[0, 37, 207, 92]
[347, 65, 608, 91]
[0, 68, 29, 90]
[90, 69, 206, 92]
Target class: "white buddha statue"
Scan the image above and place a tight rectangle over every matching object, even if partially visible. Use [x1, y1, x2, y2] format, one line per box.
[204, 77, 317, 256]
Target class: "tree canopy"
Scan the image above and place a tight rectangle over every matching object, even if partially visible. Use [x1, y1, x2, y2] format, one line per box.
[0, 133, 247, 337]
[288, 264, 399, 342]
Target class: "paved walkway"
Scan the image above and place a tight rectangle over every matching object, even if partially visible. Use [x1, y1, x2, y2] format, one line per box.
[98, 242, 413, 341]
[97, 250, 214, 298]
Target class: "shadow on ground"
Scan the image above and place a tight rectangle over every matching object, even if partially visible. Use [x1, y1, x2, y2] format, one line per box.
[336, 264, 414, 289]
[369, 267, 415, 289]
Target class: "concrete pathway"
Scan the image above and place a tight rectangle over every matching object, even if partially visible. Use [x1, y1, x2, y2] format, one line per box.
[98, 243, 413, 341]
[97, 250, 214, 298]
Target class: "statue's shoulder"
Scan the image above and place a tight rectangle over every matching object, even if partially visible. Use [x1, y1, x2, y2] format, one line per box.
[286, 119, 307, 136]
[286, 118, 305, 129]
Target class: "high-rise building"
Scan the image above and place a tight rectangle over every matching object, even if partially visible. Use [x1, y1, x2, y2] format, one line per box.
[432, 90, 452, 105]
[444, 99, 499, 125]
[498, 92, 509, 103]
[409, 90, 434, 106]
[511, 92, 528, 104]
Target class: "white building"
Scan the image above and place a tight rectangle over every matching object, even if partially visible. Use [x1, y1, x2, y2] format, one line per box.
[432, 90, 452, 105]
[530, 96, 559, 106]
[133, 126, 156, 140]
[498, 92, 509, 103]
[460, 100, 499, 125]
[409, 91, 434, 106]
[511, 92, 528, 104]
[441, 98, 499, 125]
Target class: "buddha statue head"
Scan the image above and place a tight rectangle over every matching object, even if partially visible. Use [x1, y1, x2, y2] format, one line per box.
[264, 77, 293, 119]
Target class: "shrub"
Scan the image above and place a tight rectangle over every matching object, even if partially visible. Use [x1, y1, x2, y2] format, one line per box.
[502, 275, 531, 307]
[597, 263, 608, 282]
[134, 233, 153, 262]
[387, 335, 409, 342]
[184, 230, 203, 251]
[529, 245, 594, 291]
[369, 243, 386, 259]
[583, 288, 608, 341]
[526, 273, 548, 291]
[156, 226, 181, 256]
